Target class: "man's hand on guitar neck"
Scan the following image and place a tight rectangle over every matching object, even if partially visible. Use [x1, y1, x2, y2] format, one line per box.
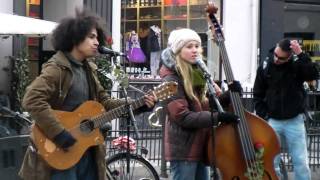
[144, 94, 157, 108]
[53, 130, 77, 151]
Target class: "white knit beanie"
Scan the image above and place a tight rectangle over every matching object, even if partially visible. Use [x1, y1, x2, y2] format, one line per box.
[168, 28, 201, 54]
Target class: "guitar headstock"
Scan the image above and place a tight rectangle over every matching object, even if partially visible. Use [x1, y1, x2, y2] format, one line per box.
[153, 81, 178, 101]
[205, 3, 224, 43]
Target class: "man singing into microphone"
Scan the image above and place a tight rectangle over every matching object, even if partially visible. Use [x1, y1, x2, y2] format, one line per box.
[19, 9, 156, 180]
[159, 28, 242, 180]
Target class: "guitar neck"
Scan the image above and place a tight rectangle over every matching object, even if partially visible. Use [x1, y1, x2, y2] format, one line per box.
[91, 97, 145, 128]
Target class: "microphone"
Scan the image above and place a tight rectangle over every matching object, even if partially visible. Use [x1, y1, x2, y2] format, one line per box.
[98, 46, 125, 56]
[195, 56, 211, 77]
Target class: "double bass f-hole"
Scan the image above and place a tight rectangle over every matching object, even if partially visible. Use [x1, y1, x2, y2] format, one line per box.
[205, 3, 280, 180]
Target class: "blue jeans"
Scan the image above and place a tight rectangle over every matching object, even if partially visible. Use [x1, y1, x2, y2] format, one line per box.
[51, 149, 98, 180]
[170, 160, 210, 180]
[269, 114, 311, 180]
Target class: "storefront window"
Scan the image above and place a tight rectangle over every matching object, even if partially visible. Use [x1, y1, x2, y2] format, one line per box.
[283, 2, 320, 90]
[26, 0, 41, 80]
[121, 0, 221, 79]
[284, 3, 320, 62]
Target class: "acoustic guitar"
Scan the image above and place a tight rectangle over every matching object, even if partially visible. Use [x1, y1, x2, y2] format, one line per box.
[31, 81, 177, 170]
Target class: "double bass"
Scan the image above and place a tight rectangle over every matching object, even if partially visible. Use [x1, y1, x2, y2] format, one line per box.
[205, 3, 280, 180]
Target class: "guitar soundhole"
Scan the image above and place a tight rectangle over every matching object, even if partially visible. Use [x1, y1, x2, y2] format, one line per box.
[80, 119, 94, 134]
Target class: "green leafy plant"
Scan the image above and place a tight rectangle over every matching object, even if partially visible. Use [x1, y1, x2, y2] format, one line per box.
[244, 142, 265, 179]
[94, 55, 129, 90]
[113, 65, 129, 88]
[94, 36, 129, 90]
[94, 55, 113, 90]
[8, 49, 30, 112]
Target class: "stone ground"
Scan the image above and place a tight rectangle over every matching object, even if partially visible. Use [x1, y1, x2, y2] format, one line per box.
[155, 166, 320, 180]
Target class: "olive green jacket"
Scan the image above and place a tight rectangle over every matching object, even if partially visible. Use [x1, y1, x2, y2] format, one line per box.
[19, 51, 124, 180]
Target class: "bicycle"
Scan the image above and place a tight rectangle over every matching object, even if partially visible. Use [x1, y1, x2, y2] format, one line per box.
[106, 135, 160, 180]
[100, 75, 176, 180]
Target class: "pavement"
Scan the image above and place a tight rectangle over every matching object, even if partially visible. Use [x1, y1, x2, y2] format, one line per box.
[287, 169, 320, 180]
[154, 166, 320, 180]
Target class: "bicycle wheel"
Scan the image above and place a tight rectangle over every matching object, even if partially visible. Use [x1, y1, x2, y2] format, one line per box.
[106, 152, 160, 180]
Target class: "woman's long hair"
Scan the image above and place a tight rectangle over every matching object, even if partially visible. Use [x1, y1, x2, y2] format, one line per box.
[175, 55, 207, 103]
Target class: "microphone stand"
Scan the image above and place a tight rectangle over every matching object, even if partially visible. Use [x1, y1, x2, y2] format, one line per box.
[0, 105, 32, 126]
[108, 54, 141, 139]
[202, 71, 224, 180]
[122, 86, 140, 178]
[116, 54, 142, 178]
[102, 52, 144, 177]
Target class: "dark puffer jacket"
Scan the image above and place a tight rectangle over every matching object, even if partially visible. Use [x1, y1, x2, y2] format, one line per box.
[253, 51, 319, 120]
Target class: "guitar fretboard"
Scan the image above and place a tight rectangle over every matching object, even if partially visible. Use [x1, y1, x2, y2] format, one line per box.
[91, 97, 145, 128]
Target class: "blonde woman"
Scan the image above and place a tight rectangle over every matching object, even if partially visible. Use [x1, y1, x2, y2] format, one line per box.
[159, 28, 242, 180]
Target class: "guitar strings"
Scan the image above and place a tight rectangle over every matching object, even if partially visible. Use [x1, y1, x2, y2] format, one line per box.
[217, 36, 254, 175]
[70, 96, 146, 133]
[219, 39, 259, 179]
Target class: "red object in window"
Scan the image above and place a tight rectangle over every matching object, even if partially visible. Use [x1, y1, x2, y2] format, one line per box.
[28, 38, 39, 46]
[164, 0, 172, 5]
[178, 0, 187, 5]
[105, 36, 113, 47]
[29, 12, 39, 18]
[29, 0, 40, 5]
[164, 0, 187, 5]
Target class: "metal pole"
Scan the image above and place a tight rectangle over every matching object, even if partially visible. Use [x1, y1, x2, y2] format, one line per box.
[160, 111, 168, 178]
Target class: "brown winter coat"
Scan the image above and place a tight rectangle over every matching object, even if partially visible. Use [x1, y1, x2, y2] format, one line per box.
[159, 65, 231, 163]
[19, 51, 125, 180]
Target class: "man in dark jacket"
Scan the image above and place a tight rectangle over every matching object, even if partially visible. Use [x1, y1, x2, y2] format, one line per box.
[253, 39, 319, 180]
